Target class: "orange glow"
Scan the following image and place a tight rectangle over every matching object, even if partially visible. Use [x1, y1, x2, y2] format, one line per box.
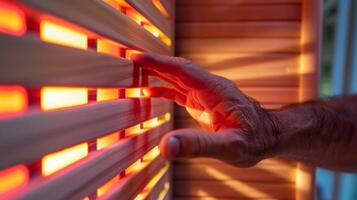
[126, 159, 142, 175]
[134, 162, 169, 200]
[152, 0, 169, 17]
[142, 146, 160, 162]
[126, 9, 146, 25]
[97, 132, 119, 150]
[0, 86, 27, 116]
[161, 36, 172, 46]
[125, 88, 148, 98]
[97, 39, 122, 57]
[186, 107, 211, 125]
[163, 113, 171, 121]
[41, 87, 88, 111]
[82, 197, 89, 200]
[125, 49, 143, 59]
[40, 20, 87, 49]
[0, 2, 26, 36]
[97, 88, 119, 102]
[103, 0, 122, 10]
[125, 124, 143, 136]
[143, 24, 160, 38]
[41, 143, 88, 176]
[0, 165, 29, 195]
[97, 175, 119, 197]
[142, 117, 159, 129]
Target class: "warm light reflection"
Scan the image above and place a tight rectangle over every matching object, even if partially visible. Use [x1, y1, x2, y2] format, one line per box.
[82, 197, 89, 200]
[134, 162, 169, 200]
[125, 124, 143, 136]
[97, 175, 119, 197]
[97, 88, 119, 102]
[142, 146, 160, 162]
[97, 39, 122, 57]
[126, 159, 142, 175]
[0, 165, 29, 195]
[205, 166, 269, 198]
[157, 182, 170, 200]
[125, 49, 143, 59]
[163, 113, 171, 121]
[0, 2, 26, 36]
[41, 143, 88, 176]
[0, 86, 27, 117]
[185, 107, 211, 125]
[126, 9, 146, 25]
[152, 0, 169, 17]
[40, 20, 87, 49]
[142, 117, 159, 129]
[143, 24, 160, 38]
[41, 87, 88, 111]
[125, 88, 147, 98]
[97, 132, 119, 150]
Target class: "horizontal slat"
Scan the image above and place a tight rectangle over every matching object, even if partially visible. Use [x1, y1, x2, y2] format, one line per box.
[160, 0, 175, 17]
[100, 158, 167, 200]
[174, 163, 295, 183]
[174, 180, 295, 199]
[0, 34, 135, 87]
[20, 0, 171, 55]
[0, 98, 172, 169]
[177, 0, 300, 5]
[174, 198, 292, 200]
[142, 166, 170, 200]
[178, 53, 299, 86]
[177, 5, 301, 22]
[242, 87, 299, 104]
[8, 123, 171, 200]
[174, 158, 297, 167]
[126, 0, 172, 37]
[176, 38, 300, 54]
[177, 22, 300, 38]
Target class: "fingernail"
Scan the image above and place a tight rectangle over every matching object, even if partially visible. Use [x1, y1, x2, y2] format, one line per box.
[167, 136, 180, 159]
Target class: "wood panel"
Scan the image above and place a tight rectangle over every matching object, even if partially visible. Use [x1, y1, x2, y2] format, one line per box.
[177, 0, 300, 5]
[20, 0, 171, 55]
[174, 158, 297, 167]
[126, 0, 172, 37]
[0, 34, 135, 87]
[174, 163, 296, 183]
[100, 159, 167, 200]
[144, 168, 171, 200]
[0, 98, 171, 169]
[176, 38, 300, 54]
[176, 5, 301, 22]
[174, 180, 295, 199]
[8, 126, 170, 200]
[177, 22, 300, 38]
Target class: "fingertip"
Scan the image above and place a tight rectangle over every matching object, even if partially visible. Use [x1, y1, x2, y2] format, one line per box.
[160, 136, 180, 160]
[130, 53, 142, 61]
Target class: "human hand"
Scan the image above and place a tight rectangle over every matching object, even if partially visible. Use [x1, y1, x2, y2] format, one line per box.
[132, 53, 280, 167]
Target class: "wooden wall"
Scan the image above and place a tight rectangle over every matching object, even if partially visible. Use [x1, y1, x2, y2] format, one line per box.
[0, 0, 175, 199]
[174, 0, 321, 199]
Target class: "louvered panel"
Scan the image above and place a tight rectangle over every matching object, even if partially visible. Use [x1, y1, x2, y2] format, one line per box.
[177, 0, 300, 5]
[0, 0, 175, 199]
[20, 0, 171, 55]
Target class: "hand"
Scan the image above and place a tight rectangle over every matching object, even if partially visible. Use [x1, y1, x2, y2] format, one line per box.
[132, 53, 280, 167]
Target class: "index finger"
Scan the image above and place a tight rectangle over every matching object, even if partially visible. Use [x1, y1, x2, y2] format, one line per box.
[131, 53, 214, 89]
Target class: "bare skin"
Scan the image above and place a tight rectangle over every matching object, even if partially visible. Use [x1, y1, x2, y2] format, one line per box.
[132, 53, 357, 172]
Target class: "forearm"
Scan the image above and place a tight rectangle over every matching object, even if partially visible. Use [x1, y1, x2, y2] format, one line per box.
[272, 95, 357, 171]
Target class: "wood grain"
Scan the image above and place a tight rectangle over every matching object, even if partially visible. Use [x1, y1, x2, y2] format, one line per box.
[20, 0, 171, 54]
[0, 34, 135, 87]
[176, 38, 300, 54]
[0, 98, 172, 169]
[176, 5, 301, 22]
[174, 180, 295, 199]
[174, 163, 296, 183]
[126, 0, 172, 37]
[177, 22, 300, 38]
[7, 124, 170, 200]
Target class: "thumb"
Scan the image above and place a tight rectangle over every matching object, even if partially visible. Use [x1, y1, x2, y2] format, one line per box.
[159, 128, 227, 160]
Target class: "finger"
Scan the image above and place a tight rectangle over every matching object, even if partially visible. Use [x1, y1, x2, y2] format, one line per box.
[146, 87, 186, 106]
[132, 53, 212, 89]
[159, 128, 228, 160]
[145, 70, 189, 94]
